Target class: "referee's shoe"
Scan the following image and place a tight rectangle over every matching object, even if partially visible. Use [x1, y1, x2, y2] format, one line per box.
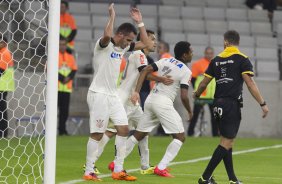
[230, 180, 243, 184]
[198, 176, 217, 184]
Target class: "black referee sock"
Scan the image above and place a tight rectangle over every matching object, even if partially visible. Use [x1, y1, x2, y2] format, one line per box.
[223, 148, 238, 181]
[202, 145, 228, 180]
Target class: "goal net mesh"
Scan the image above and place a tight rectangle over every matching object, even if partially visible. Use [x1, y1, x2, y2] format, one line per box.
[0, 0, 48, 183]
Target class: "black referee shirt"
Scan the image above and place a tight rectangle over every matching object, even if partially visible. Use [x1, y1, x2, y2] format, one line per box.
[204, 46, 254, 100]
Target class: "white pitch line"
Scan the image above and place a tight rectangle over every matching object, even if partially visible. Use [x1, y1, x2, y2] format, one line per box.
[59, 144, 282, 184]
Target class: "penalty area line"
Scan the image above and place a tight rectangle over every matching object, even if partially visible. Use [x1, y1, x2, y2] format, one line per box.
[59, 144, 282, 184]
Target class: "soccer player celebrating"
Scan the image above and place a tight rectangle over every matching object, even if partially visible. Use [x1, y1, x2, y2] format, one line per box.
[83, 3, 151, 181]
[195, 30, 269, 184]
[102, 30, 174, 175]
[129, 41, 194, 177]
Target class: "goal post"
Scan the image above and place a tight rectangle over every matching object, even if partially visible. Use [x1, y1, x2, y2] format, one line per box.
[44, 0, 60, 184]
[0, 0, 60, 183]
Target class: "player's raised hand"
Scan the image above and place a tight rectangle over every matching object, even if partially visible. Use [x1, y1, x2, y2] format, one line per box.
[130, 7, 142, 24]
[131, 91, 140, 105]
[161, 75, 174, 85]
[108, 3, 115, 18]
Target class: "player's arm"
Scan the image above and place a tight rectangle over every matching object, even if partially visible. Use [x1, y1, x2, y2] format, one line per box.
[242, 74, 269, 118]
[130, 7, 150, 51]
[99, 3, 115, 48]
[131, 64, 155, 104]
[146, 73, 173, 85]
[193, 76, 212, 98]
[138, 65, 173, 85]
[136, 65, 154, 93]
[180, 87, 193, 121]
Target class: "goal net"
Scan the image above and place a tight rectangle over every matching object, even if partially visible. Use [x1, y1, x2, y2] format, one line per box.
[0, 0, 53, 183]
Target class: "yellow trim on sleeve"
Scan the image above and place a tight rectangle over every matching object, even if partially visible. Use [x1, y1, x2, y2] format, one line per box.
[242, 71, 254, 75]
[204, 73, 213, 78]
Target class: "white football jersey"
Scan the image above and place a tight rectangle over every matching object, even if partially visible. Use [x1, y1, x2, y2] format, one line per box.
[89, 38, 134, 96]
[118, 50, 147, 105]
[150, 57, 192, 101]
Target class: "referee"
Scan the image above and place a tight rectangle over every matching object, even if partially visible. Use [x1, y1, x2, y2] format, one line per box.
[194, 30, 269, 184]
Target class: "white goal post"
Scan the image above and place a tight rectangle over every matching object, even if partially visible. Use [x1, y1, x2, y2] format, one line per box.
[44, 0, 60, 183]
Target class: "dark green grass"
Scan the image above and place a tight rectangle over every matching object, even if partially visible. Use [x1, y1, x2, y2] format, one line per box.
[56, 136, 282, 184]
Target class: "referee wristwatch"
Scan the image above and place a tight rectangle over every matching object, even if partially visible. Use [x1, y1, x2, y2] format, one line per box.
[260, 101, 266, 107]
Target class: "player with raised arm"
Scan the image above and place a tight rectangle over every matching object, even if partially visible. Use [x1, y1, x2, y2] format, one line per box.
[83, 3, 151, 181]
[128, 41, 193, 178]
[102, 30, 174, 175]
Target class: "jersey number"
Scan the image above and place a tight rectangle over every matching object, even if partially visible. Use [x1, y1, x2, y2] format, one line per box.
[213, 107, 223, 119]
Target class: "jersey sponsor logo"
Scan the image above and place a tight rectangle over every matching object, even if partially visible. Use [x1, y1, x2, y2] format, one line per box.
[110, 52, 122, 59]
[215, 60, 234, 66]
[96, 119, 104, 128]
[216, 78, 233, 84]
[162, 66, 172, 76]
[140, 54, 145, 64]
[168, 58, 183, 68]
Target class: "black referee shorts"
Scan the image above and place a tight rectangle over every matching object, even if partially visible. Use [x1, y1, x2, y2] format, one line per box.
[213, 98, 242, 139]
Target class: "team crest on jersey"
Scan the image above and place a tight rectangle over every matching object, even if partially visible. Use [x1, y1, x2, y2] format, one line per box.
[96, 119, 104, 128]
[110, 52, 122, 59]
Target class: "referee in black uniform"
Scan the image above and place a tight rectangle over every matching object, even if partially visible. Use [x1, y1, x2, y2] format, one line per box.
[194, 30, 269, 184]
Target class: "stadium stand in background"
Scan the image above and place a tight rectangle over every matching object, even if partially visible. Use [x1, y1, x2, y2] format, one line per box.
[64, 0, 282, 83]
[1, 0, 281, 136]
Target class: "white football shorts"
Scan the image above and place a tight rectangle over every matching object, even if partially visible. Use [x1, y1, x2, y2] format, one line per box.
[106, 100, 143, 133]
[87, 91, 128, 133]
[136, 94, 184, 134]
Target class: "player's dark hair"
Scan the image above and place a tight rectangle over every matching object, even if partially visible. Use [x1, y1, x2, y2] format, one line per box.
[159, 40, 170, 52]
[224, 30, 240, 45]
[116, 23, 137, 36]
[137, 29, 154, 41]
[174, 41, 191, 61]
[0, 34, 8, 43]
[61, 0, 69, 8]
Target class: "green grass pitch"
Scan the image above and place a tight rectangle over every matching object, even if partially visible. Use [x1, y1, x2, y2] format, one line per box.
[1, 136, 281, 183]
[55, 136, 282, 184]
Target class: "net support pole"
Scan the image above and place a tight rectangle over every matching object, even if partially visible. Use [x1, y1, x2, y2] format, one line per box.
[44, 0, 61, 183]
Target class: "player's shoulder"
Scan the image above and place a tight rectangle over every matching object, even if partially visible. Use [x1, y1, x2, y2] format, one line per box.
[128, 50, 145, 60]
[130, 50, 144, 57]
[182, 63, 191, 73]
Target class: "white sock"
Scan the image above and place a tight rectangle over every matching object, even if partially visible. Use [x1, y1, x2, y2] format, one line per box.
[97, 134, 110, 159]
[138, 135, 150, 170]
[85, 137, 99, 175]
[114, 135, 127, 172]
[158, 139, 183, 170]
[125, 135, 139, 158]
